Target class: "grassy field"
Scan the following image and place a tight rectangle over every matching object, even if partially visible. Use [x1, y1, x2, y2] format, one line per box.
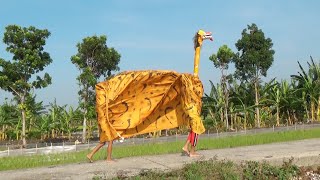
[1, 128, 320, 171]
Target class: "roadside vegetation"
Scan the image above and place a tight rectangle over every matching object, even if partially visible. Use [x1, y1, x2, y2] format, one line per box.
[108, 158, 317, 180]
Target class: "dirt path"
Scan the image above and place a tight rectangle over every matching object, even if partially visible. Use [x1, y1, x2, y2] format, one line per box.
[1, 138, 320, 180]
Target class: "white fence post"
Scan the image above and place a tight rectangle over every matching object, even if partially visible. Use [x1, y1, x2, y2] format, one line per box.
[7, 147, 9, 156]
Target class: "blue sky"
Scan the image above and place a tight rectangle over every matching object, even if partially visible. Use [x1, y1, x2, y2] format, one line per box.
[0, 0, 319, 107]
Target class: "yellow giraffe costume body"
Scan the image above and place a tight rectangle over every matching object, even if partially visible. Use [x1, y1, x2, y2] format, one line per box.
[96, 30, 213, 142]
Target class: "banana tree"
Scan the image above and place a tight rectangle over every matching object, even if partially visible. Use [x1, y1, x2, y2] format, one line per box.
[229, 82, 256, 129]
[266, 82, 281, 126]
[291, 57, 320, 122]
[47, 101, 64, 138]
[257, 79, 278, 126]
[232, 97, 255, 130]
[209, 45, 234, 129]
[202, 80, 225, 131]
[0, 103, 19, 140]
[60, 106, 81, 140]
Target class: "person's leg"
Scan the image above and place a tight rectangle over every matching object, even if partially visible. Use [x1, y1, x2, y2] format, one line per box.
[106, 140, 114, 162]
[182, 131, 192, 155]
[189, 132, 201, 157]
[87, 142, 106, 163]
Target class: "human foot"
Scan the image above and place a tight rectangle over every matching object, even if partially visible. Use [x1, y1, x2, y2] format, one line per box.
[86, 154, 93, 163]
[106, 159, 116, 163]
[182, 147, 189, 155]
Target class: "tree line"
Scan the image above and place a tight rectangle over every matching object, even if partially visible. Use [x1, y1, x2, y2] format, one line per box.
[0, 25, 120, 147]
[0, 24, 318, 147]
[203, 24, 319, 133]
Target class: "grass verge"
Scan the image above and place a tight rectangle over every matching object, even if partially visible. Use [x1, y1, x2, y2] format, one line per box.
[1, 128, 320, 171]
[107, 158, 305, 180]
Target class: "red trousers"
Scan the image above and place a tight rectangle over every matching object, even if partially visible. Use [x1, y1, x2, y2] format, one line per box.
[187, 130, 198, 147]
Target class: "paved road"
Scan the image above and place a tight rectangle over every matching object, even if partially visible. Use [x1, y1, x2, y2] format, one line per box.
[1, 138, 320, 180]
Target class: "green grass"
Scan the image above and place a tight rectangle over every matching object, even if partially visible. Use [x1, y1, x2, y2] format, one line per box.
[1, 128, 320, 171]
[109, 158, 301, 180]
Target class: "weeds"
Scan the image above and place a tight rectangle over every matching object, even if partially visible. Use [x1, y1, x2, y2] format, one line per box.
[120, 158, 301, 180]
